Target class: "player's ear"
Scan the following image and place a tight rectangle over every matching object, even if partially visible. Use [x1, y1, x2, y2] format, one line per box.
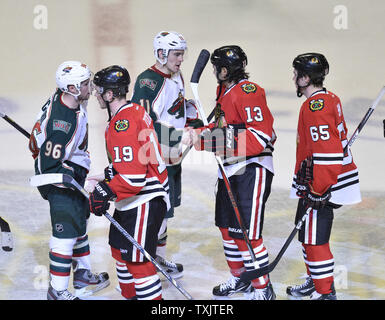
[221, 67, 229, 78]
[157, 49, 164, 60]
[67, 84, 78, 95]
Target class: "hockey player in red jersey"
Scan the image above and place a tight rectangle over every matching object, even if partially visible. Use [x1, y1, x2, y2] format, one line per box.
[89, 65, 170, 300]
[287, 53, 361, 300]
[192, 46, 276, 300]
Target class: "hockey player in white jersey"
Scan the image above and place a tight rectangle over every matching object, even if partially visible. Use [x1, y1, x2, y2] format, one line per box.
[131, 31, 203, 279]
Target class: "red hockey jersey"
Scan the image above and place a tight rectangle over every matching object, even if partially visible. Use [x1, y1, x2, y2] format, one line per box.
[105, 103, 170, 211]
[214, 80, 276, 177]
[290, 89, 361, 205]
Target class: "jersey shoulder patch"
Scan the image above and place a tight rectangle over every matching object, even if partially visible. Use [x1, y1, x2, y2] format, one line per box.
[240, 82, 258, 94]
[309, 98, 325, 112]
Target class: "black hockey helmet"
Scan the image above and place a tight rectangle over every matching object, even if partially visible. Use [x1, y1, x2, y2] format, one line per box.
[93, 65, 130, 97]
[211, 45, 248, 78]
[292, 53, 329, 84]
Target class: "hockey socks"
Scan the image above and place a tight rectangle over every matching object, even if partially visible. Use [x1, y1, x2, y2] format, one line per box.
[303, 243, 334, 294]
[72, 235, 91, 270]
[115, 261, 136, 299]
[112, 249, 162, 300]
[219, 228, 245, 277]
[234, 237, 270, 289]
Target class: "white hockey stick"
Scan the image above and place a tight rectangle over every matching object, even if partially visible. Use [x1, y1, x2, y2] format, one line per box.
[29, 173, 194, 300]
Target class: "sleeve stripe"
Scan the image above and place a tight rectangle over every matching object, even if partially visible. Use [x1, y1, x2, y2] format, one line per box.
[119, 174, 146, 187]
[313, 152, 344, 165]
[247, 128, 271, 148]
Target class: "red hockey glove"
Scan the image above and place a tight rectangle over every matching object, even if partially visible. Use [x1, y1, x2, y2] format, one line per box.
[89, 180, 116, 216]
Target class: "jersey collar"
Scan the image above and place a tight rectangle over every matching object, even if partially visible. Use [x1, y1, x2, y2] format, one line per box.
[150, 65, 172, 78]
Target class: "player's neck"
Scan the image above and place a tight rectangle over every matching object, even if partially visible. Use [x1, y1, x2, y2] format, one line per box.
[223, 80, 235, 89]
[154, 61, 173, 76]
[109, 98, 129, 117]
[61, 93, 79, 109]
[303, 85, 323, 99]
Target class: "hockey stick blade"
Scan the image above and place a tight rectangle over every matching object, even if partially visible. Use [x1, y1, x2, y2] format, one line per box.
[240, 207, 312, 282]
[29, 173, 89, 198]
[0, 217, 13, 252]
[190, 49, 210, 84]
[29, 173, 66, 187]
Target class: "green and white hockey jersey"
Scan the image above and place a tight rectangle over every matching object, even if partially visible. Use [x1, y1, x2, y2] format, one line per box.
[29, 89, 90, 197]
[131, 65, 199, 167]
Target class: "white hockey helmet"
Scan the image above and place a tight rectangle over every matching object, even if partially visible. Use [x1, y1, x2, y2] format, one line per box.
[55, 61, 92, 97]
[153, 31, 187, 65]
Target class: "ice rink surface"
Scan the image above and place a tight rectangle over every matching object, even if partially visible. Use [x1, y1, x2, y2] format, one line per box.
[0, 0, 384, 302]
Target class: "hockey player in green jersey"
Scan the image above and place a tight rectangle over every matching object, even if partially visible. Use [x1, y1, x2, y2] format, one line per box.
[29, 61, 110, 300]
[131, 31, 203, 279]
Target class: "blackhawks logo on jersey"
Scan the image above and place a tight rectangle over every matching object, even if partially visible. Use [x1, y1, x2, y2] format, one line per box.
[309, 99, 325, 112]
[241, 83, 257, 94]
[114, 119, 129, 132]
[167, 92, 185, 119]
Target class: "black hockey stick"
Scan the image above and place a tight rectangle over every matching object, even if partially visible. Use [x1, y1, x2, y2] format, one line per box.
[240, 86, 385, 282]
[0, 111, 29, 252]
[190, 50, 264, 278]
[29, 173, 194, 300]
[0, 110, 30, 138]
[0, 216, 13, 252]
[240, 207, 312, 282]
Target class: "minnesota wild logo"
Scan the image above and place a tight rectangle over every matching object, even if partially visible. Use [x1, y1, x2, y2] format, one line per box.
[167, 92, 185, 119]
[309, 99, 325, 112]
[115, 119, 129, 132]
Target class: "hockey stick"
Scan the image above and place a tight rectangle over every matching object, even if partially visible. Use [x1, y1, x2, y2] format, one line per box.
[240, 207, 312, 282]
[0, 217, 13, 252]
[190, 49, 263, 277]
[29, 173, 194, 300]
[0, 110, 30, 138]
[240, 86, 385, 282]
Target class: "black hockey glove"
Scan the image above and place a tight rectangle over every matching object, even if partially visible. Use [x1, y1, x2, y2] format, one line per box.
[104, 163, 117, 183]
[89, 180, 116, 216]
[201, 124, 245, 156]
[295, 156, 313, 198]
[303, 187, 331, 210]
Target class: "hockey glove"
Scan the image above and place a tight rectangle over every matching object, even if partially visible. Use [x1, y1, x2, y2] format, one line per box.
[295, 156, 313, 198]
[303, 187, 331, 210]
[200, 124, 245, 156]
[89, 180, 116, 216]
[104, 163, 117, 183]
